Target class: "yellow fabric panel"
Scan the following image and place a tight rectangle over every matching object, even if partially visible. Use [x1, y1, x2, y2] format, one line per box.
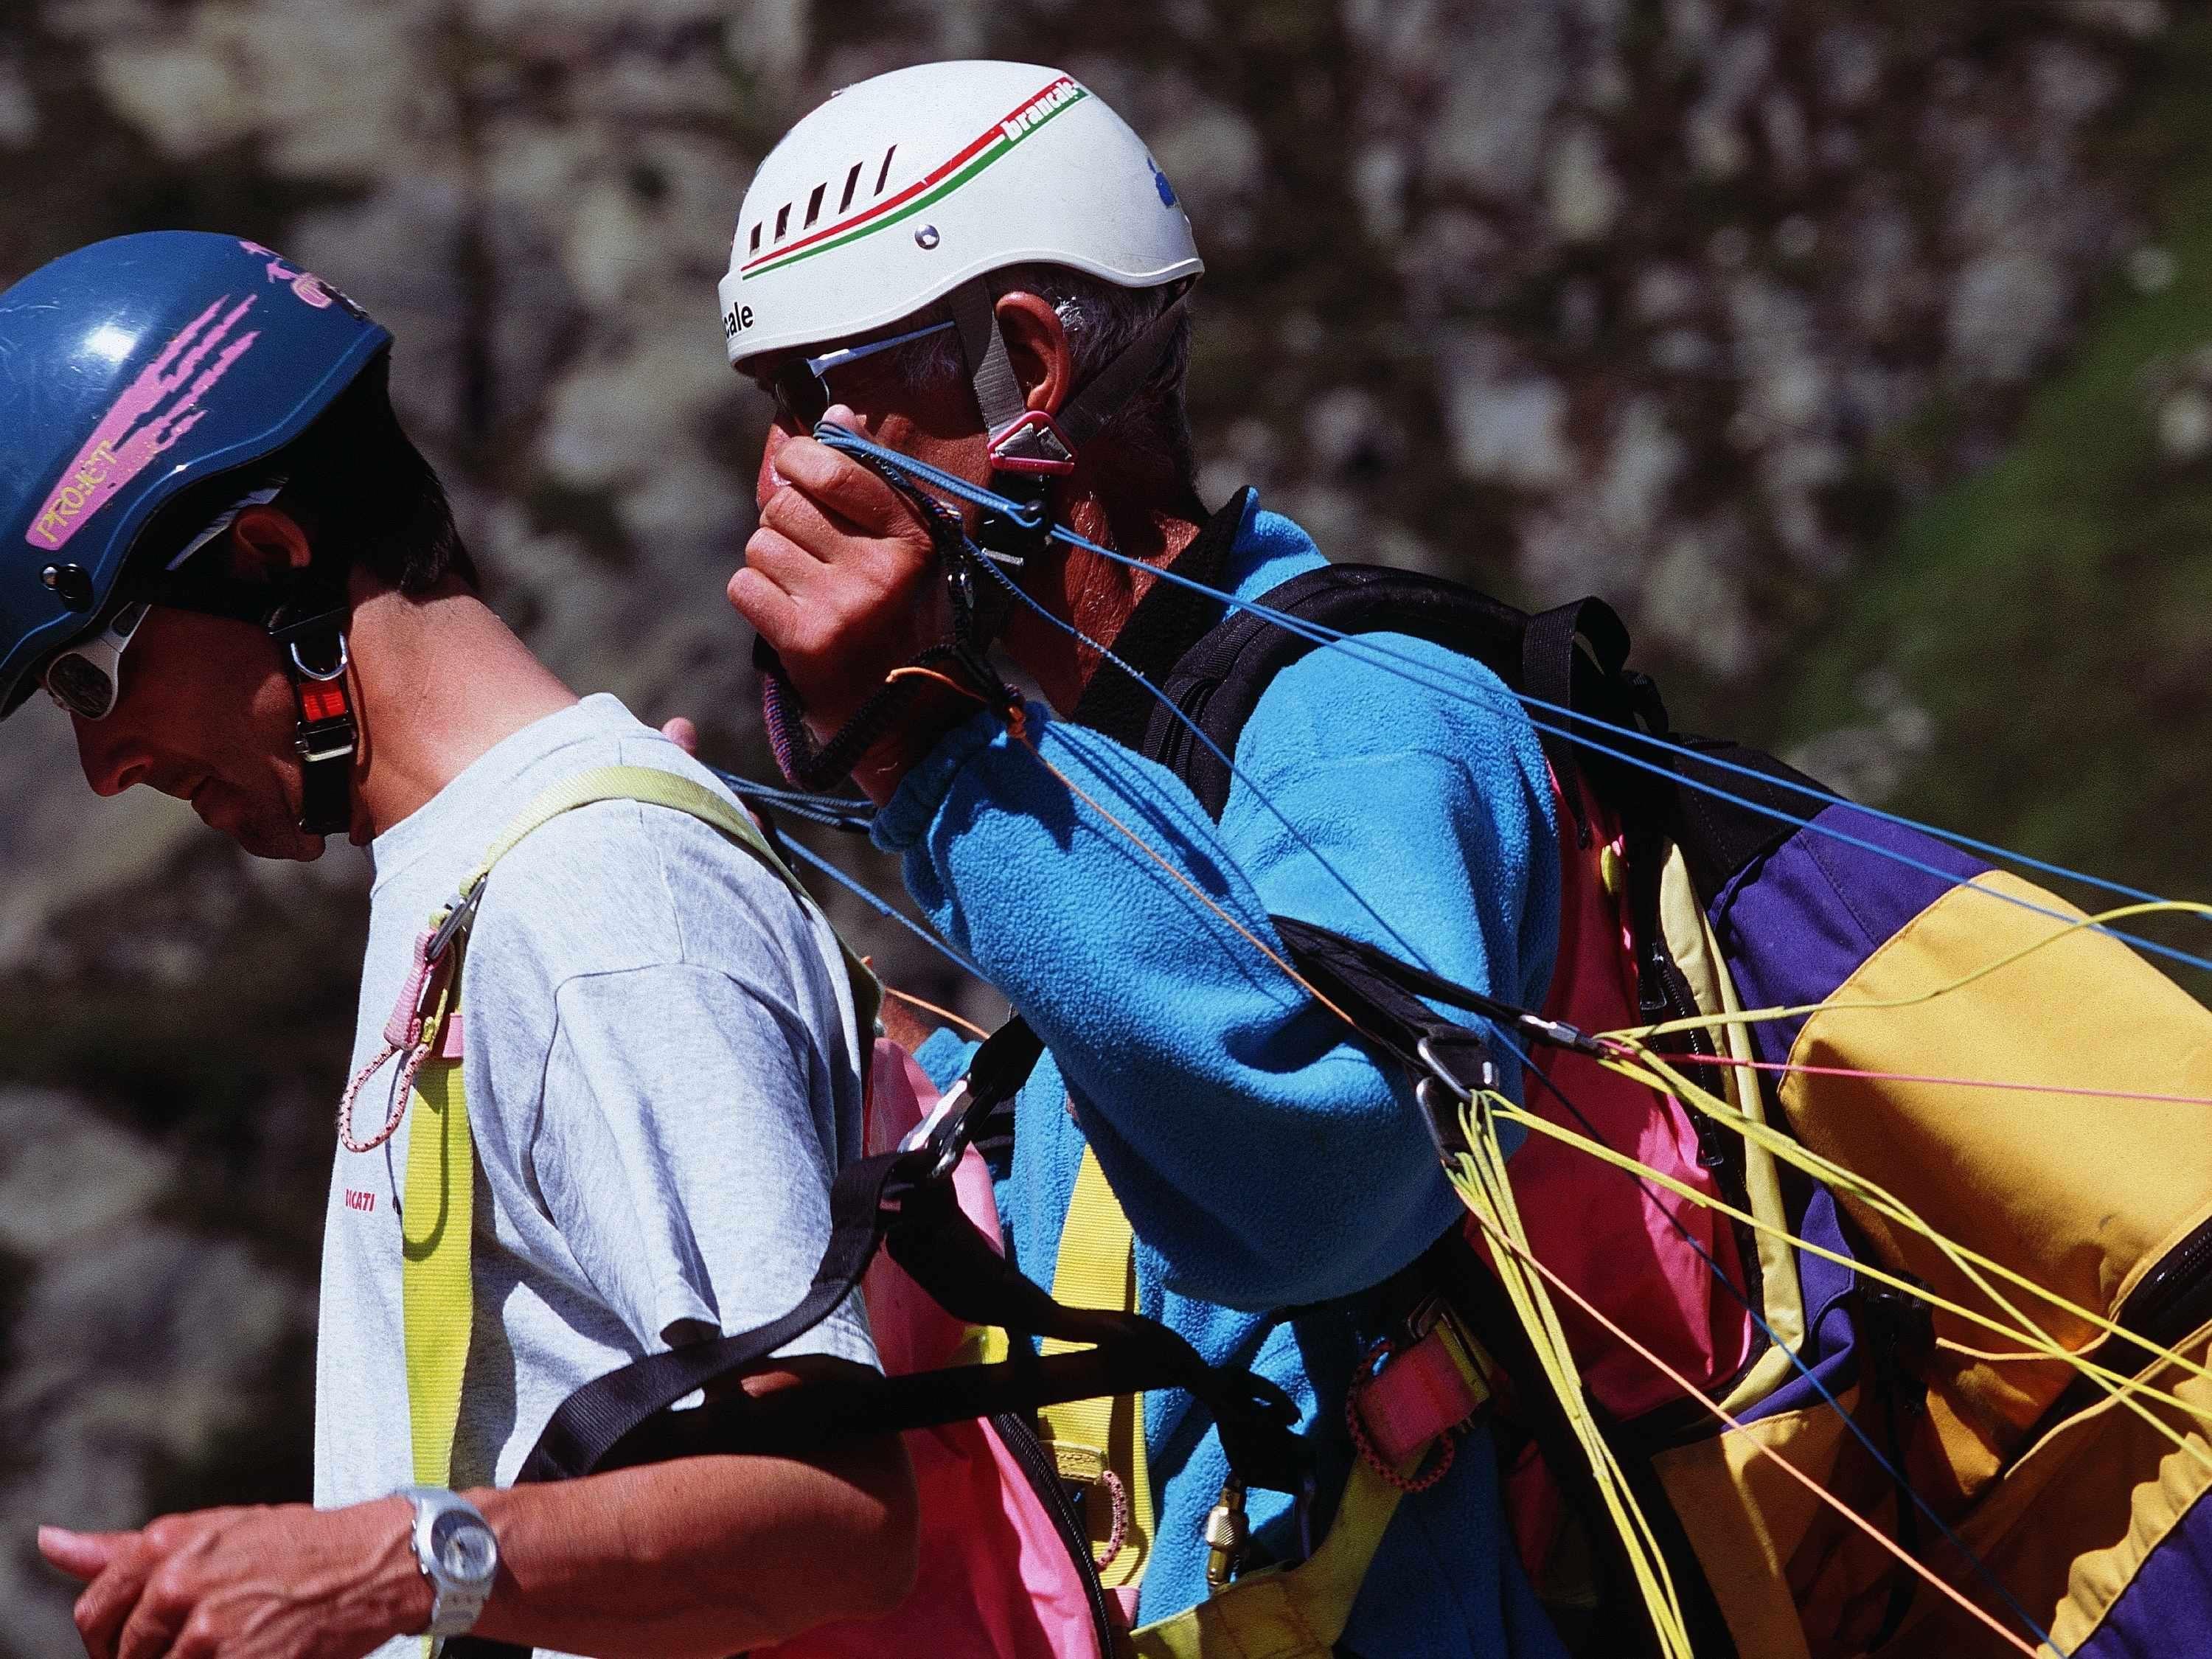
[1126, 1459, 1405, 1659]
[1655, 849, 1808, 1408]
[1872, 1316, 2212, 1657]
[1043, 1144, 1156, 1590]
[1651, 1385, 1863, 1659]
[402, 968, 473, 1492]
[1778, 869, 2212, 1460]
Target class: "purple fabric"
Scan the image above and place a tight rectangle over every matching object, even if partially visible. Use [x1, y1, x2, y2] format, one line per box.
[2077, 1489, 2212, 1659]
[1708, 804, 1988, 1069]
[1702, 806, 1983, 1425]
[1740, 1186, 1861, 1424]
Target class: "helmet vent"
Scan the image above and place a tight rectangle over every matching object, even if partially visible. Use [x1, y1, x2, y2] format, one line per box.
[839, 161, 863, 215]
[775, 203, 791, 241]
[874, 144, 897, 195]
[804, 182, 827, 231]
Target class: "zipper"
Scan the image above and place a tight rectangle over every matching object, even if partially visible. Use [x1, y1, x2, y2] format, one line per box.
[1645, 934, 1770, 1382]
[992, 1409, 1119, 1655]
[2121, 1212, 2212, 1354]
[2014, 1212, 2212, 1458]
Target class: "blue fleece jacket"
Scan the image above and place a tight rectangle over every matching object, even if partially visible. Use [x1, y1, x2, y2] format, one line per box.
[876, 497, 1564, 1658]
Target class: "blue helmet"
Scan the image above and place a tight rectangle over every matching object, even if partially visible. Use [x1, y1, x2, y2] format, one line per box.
[0, 231, 391, 718]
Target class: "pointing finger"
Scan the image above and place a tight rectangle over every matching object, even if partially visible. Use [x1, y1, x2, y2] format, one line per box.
[38, 1527, 131, 1583]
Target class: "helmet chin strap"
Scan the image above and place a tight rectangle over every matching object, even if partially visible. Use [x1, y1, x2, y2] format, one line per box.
[946, 274, 1194, 605]
[267, 590, 358, 837]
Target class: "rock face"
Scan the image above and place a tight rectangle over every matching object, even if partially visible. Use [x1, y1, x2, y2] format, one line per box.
[0, 1, 2179, 1644]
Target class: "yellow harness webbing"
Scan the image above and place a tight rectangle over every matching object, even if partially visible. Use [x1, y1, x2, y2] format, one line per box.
[1048, 1144, 1484, 1658]
[1128, 1458, 1406, 1659]
[402, 971, 473, 1491]
[1041, 1144, 1158, 1589]
[397, 765, 880, 1505]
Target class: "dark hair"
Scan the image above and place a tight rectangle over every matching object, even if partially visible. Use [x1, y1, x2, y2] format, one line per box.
[271, 356, 478, 593]
[129, 355, 477, 597]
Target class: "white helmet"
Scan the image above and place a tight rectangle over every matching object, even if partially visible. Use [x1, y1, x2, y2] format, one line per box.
[720, 60, 1203, 476]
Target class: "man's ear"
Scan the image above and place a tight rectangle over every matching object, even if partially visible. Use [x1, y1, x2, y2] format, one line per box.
[994, 291, 1075, 416]
[224, 505, 313, 582]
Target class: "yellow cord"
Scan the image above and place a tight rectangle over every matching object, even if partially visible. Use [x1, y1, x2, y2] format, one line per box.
[1447, 1085, 1694, 1657]
[1489, 1088, 2212, 1445]
[1613, 896, 2212, 1048]
[1596, 1041, 2212, 1478]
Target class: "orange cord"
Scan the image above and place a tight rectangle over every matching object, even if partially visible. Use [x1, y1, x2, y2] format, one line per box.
[883, 983, 992, 1043]
[950, 681, 2054, 1657]
[1013, 727, 1363, 1032]
[1480, 1217, 2050, 1659]
[888, 664, 992, 704]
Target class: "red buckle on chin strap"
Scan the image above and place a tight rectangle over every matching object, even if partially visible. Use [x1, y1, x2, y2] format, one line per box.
[987, 408, 1077, 476]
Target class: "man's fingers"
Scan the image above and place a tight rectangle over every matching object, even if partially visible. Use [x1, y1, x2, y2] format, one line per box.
[772, 425, 918, 535]
[728, 563, 801, 644]
[760, 482, 928, 584]
[659, 716, 700, 756]
[69, 1541, 156, 1659]
[113, 1582, 184, 1659]
[38, 1527, 130, 1583]
[743, 525, 835, 602]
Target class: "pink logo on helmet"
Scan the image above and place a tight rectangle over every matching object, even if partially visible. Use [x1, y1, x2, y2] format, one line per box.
[26, 293, 262, 553]
[238, 240, 335, 310]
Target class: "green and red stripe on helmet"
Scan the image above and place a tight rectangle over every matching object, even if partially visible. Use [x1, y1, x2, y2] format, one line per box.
[739, 76, 1090, 282]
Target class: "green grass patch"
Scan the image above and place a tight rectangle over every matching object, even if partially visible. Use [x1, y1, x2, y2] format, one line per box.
[1759, 15, 2212, 974]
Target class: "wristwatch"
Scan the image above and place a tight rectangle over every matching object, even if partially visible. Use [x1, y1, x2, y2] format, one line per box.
[400, 1486, 500, 1638]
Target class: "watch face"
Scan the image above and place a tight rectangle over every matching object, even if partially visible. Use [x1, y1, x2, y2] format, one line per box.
[431, 1510, 498, 1586]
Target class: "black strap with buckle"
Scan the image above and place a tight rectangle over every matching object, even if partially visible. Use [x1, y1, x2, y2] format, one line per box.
[267, 598, 356, 836]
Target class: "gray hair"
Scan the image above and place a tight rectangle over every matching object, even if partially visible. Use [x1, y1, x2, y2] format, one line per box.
[888, 265, 1195, 481]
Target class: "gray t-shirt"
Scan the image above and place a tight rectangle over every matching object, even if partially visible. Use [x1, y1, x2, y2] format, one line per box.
[314, 695, 874, 1659]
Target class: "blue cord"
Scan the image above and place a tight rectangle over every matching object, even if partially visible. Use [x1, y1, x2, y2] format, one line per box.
[813, 424, 2207, 967]
[782, 430, 2073, 1644]
[959, 535, 1436, 970]
[709, 765, 984, 980]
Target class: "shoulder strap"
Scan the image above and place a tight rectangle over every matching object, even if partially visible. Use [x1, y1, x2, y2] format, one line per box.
[402, 765, 884, 1500]
[1133, 564, 1532, 820]
[467, 763, 880, 1043]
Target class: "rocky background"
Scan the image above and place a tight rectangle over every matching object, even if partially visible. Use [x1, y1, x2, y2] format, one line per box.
[3, 0, 2208, 1646]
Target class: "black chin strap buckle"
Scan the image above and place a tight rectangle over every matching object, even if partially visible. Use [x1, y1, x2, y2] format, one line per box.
[268, 601, 356, 836]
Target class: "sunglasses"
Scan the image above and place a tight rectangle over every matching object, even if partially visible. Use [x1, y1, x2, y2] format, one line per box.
[751, 319, 956, 430]
[35, 479, 288, 722]
[43, 600, 150, 720]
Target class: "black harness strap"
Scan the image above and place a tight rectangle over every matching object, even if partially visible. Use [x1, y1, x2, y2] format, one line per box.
[267, 599, 356, 836]
[448, 1019, 1304, 1659]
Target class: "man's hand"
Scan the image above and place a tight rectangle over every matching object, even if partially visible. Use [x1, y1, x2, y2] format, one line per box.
[730, 410, 975, 798]
[39, 1499, 430, 1659]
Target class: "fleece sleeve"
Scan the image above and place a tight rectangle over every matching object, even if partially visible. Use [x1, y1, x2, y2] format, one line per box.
[526, 961, 877, 1369]
[874, 632, 1559, 1311]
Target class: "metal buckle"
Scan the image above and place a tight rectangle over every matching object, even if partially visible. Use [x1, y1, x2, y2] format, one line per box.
[296, 731, 356, 762]
[425, 884, 484, 964]
[1415, 1034, 1496, 1101]
[986, 409, 1077, 476]
[288, 632, 349, 682]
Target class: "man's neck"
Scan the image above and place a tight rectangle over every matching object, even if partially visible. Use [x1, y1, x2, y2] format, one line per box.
[1008, 466, 1211, 712]
[341, 576, 579, 842]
